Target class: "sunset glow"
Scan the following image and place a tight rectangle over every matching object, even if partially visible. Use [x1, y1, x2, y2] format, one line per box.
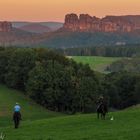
[0, 0, 140, 22]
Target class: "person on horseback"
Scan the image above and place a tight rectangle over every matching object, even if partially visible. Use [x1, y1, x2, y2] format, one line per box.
[13, 103, 22, 128]
[97, 95, 108, 119]
[97, 95, 104, 110]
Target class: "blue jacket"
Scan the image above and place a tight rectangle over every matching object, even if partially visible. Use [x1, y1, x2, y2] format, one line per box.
[14, 105, 21, 112]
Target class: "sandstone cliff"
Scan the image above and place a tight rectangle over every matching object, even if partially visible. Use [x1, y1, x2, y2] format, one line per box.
[0, 21, 12, 32]
[64, 14, 140, 32]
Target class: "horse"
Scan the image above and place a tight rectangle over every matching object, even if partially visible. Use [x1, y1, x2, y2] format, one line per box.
[97, 103, 108, 120]
[13, 112, 21, 128]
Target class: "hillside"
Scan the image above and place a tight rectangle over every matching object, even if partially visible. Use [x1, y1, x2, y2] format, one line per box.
[19, 23, 52, 33]
[0, 15, 140, 47]
[107, 57, 140, 73]
[0, 28, 40, 46]
[39, 31, 140, 48]
[12, 22, 63, 31]
[1, 105, 140, 140]
[0, 85, 63, 127]
[40, 22, 63, 31]
[0, 78, 140, 140]
[0, 25, 140, 47]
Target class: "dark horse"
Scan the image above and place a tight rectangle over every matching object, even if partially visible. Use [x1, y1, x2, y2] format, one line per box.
[97, 103, 108, 120]
[13, 112, 21, 128]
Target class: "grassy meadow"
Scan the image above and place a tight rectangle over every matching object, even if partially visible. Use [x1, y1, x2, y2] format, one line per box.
[71, 56, 122, 72]
[0, 85, 140, 140]
[0, 85, 63, 127]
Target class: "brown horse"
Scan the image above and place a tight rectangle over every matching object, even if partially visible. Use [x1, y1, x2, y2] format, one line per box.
[97, 103, 108, 120]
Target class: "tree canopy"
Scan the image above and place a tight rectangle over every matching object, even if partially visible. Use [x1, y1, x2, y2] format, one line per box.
[0, 47, 139, 113]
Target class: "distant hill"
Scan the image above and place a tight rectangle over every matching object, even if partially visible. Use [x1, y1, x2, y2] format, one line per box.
[0, 18, 140, 47]
[40, 22, 63, 31]
[38, 31, 140, 48]
[1, 28, 140, 47]
[0, 28, 41, 46]
[12, 21, 63, 32]
[12, 22, 30, 28]
[19, 23, 52, 33]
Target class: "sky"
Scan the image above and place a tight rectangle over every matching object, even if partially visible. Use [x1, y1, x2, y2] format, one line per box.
[0, 0, 140, 22]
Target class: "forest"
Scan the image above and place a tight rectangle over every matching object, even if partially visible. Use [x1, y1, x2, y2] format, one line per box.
[0, 47, 139, 113]
[107, 57, 140, 73]
[55, 45, 140, 57]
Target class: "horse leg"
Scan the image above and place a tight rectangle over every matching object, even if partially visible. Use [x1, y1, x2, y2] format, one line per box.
[101, 113, 103, 119]
[105, 113, 106, 119]
[15, 118, 20, 128]
[17, 120, 19, 128]
[14, 119, 18, 128]
[102, 113, 105, 120]
[14, 120, 16, 128]
[97, 112, 99, 119]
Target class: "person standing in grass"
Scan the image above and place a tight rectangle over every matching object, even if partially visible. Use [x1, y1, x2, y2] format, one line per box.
[13, 103, 22, 128]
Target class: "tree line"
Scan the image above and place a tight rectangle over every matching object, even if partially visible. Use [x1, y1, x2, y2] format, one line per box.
[107, 57, 140, 73]
[0, 47, 139, 113]
[55, 45, 140, 57]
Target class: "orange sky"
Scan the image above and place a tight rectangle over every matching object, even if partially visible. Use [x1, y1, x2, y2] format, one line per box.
[0, 0, 140, 22]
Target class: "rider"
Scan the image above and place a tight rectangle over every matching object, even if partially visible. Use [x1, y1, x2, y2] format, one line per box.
[14, 102, 21, 113]
[97, 95, 104, 109]
[97, 95, 108, 112]
[13, 103, 22, 128]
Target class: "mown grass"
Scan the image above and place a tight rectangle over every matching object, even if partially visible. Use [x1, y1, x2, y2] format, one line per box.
[71, 56, 122, 72]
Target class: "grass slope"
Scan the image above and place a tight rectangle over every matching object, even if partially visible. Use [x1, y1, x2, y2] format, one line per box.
[72, 56, 122, 73]
[1, 107, 140, 140]
[0, 85, 63, 127]
[0, 85, 140, 140]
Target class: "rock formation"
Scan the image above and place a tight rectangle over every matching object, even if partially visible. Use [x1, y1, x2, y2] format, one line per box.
[63, 14, 140, 32]
[0, 21, 12, 32]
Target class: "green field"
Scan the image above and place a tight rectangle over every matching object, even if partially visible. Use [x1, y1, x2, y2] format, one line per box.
[0, 85, 63, 127]
[0, 85, 140, 140]
[71, 56, 122, 72]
